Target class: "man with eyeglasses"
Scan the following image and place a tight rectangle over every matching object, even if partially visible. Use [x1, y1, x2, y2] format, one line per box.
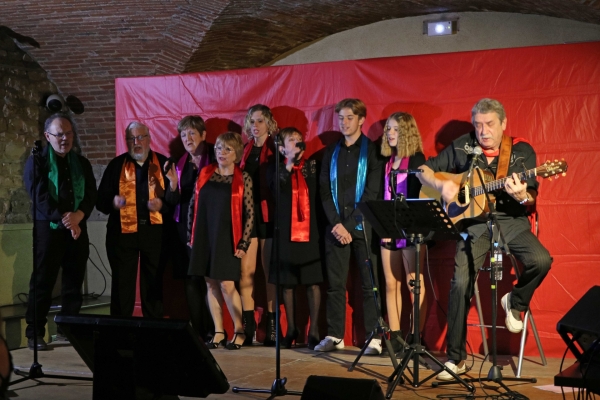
[23, 113, 98, 350]
[97, 121, 173, 318]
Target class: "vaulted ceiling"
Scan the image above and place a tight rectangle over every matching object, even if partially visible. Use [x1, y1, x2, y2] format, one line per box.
[1, 0, 599, 164]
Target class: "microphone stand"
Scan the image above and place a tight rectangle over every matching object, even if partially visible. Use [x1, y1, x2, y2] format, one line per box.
[434, 162, 536, 396]
[233, 135, 302, 399]
[11, 142, 93, 386]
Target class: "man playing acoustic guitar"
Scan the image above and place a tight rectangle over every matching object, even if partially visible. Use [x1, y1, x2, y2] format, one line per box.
[417, 98, 552, 380]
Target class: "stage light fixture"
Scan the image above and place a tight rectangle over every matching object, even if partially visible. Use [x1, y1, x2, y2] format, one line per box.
[46, 94, 65, 112]
[423, 19, 458, 36]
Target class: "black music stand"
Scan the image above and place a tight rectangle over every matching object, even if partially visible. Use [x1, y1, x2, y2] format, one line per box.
[357, 198, 475, 396]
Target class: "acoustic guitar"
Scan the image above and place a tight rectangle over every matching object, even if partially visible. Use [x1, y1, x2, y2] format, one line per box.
[419, 159, 568, 227]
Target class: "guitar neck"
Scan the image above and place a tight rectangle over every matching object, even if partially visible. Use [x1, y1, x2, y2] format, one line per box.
[471, 168, 537, 196]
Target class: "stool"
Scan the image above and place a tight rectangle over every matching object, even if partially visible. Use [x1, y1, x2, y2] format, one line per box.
[471, 209, 547, 377]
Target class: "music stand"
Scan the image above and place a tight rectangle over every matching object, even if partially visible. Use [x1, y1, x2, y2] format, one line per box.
[357, 198, 475, 396]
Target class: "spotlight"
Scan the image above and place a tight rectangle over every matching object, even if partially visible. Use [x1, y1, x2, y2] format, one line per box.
[423, 19, 458, 36]
[46, 94, 65, 112]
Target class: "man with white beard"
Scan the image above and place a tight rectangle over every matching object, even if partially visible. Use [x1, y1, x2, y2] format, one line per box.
[97, 122, 173, 318]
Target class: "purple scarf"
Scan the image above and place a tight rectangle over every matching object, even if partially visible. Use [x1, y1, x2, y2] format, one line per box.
[173, 149, 211, 222]
[382, 155, 409, 248]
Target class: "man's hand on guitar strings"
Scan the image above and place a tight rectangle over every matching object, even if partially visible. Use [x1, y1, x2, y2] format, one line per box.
[504, 172, 528, 203]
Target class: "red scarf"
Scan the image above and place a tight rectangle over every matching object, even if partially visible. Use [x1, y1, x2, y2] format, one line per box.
[290, 159, 310, 242]
[190, 163, 244, 248]
[240, 135, 274, 223]
[481, 136, 529, 157]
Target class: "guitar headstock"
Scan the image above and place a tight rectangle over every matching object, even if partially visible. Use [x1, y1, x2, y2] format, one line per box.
[538, 159, 568, 181]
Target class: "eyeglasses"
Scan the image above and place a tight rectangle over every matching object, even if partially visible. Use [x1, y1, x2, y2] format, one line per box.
[215, 145, 234, 155]
[125, 134, 149, 143]
[46, 130, 73, 139]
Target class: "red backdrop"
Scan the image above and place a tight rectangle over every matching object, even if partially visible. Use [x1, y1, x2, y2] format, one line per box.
[116, 41, 600, 358]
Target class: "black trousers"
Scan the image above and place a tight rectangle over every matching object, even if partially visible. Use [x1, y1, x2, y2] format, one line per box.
[106, 224, 163, 318]
[26, 223, 89, 338]
[324, 229, 380, 339]
[446, 228, 552, 361]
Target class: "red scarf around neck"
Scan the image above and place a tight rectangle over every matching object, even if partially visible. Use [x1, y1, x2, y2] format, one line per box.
[290, 158, 310, 242]
[481, 136, 529, 157]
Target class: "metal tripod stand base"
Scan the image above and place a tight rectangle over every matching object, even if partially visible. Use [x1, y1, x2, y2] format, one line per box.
[432, 364, 537, 389]
[233, 377, 303, 399]
[11, 362, 93, 386]
[386, 345, 475, 398]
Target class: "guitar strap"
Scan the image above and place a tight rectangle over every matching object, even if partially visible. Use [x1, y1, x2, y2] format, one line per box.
[495, 135, 513, 179]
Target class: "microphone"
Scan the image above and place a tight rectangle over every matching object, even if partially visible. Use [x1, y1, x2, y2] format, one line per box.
[467, 146, 482, 178]
[463, 146, 482, 204]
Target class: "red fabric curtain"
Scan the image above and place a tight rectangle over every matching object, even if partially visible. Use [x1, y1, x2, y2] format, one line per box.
[117, 41, 600, 357]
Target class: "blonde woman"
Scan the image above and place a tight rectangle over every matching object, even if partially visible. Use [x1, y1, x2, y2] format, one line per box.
[380, 112, 427, 352]
[239, 104, 278, 346]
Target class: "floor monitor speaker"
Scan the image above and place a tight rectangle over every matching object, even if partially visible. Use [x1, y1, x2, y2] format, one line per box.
[55, 314, 229, 399]
[300, 375, 384, 400]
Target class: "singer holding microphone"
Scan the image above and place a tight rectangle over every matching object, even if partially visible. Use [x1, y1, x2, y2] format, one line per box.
[379, 112, 427, 354]
[417, 98, 552, 380]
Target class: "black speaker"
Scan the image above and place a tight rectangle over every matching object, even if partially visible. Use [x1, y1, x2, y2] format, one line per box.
[55, 314, 229, 399]
[557, 285, 600, 363]
[300, 375, 385, 400]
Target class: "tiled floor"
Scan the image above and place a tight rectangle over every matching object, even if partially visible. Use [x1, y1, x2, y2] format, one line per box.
[7, 339, 575, 399]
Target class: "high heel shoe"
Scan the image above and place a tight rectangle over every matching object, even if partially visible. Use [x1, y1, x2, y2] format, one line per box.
[208, 332, 227, 349]
[225, 332, 246, 350]
[282, 328, 299, 349]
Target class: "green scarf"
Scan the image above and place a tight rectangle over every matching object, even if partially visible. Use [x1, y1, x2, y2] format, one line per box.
[48, 146, 85, 229]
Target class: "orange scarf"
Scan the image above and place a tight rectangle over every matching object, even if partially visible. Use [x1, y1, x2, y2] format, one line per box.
[290, 159, 310, 242]
[240, 136, 274, 223]
[190, 163, 244, 248]
[119, 152, 164, 233]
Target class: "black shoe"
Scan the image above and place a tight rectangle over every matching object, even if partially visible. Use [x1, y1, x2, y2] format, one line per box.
[27, 336, 48, 351]
[226, 332, 246, 350]
[307, 335, 320, 350]
[263, 312, 278, 347]
[282, 328, 299, 349]
[242, 310, 255, 346]
[207, 332, 228, 349]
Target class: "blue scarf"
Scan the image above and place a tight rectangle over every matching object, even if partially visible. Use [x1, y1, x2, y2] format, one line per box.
[330, 135, 369, 230]
[48, 146, 85, 229]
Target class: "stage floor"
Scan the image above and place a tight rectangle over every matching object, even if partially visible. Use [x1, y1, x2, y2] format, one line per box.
[7, 339, 573, 399]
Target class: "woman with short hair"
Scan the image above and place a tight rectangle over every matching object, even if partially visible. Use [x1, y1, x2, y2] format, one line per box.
[188, 132, 254, 350]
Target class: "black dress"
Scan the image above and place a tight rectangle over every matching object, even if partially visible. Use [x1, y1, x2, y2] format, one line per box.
[267, 159, 324, 286]
[164, 147, 214, 278]
[188, 170, 254, 281]
[243, 144, 274, 238]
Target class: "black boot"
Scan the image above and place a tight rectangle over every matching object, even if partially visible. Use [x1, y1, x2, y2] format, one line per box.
[242, 310, 255, 346]
[263, 312, 278, 347]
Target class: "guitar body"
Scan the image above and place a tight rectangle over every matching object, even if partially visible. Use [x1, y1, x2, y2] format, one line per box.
[418, 159, 568, 229]
[419, 170, 495, 227]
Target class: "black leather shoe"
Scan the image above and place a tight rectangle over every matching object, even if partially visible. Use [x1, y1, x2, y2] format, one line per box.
[27, 336, 48, 351]
[282, 328, 299, 349]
